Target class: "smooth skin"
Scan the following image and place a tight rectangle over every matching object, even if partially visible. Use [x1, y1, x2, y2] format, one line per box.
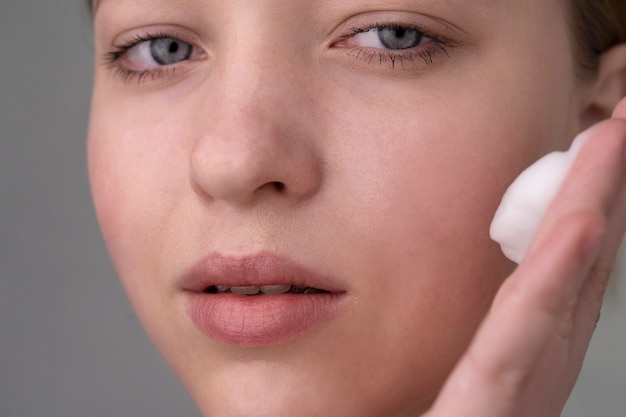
[88, 0, 626, 416]
[428, 102, 626, 417]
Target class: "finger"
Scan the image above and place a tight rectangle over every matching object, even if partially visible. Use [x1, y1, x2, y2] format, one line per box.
[613, 96, 626, 119]
[505, 119, 626, 406]
[565, 159, 626, 378]
[427, 119, 626, 417]
[571, 173, 626, 335]
[557, 177, 626, 409]
[551, 122, 626, 409]
[427, 217, 602, 417]
[529, 119, 626, 265]
[505, 119, 626, 337]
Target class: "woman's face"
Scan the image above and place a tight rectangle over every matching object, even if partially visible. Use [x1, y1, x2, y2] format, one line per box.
[88, 0, 588, 416]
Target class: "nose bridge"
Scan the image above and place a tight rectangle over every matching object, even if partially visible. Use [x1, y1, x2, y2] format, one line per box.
[210, 23, 306, 142]
[217, 64, 284, 139]
[223, 35, 301, 121]
[189, 35, 321, 207]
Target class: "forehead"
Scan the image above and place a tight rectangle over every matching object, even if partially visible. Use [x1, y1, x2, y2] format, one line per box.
[93, 0, 509, 12]
[92, 0, 571, 46]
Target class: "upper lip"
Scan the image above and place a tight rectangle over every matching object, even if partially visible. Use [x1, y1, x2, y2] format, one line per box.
[180, 252, 345, 293]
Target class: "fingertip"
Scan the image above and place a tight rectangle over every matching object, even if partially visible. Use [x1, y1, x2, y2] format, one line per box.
[612, 96, 626, 119]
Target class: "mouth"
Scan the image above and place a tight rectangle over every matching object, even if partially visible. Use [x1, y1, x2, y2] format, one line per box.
[180, 252, 347, 347]
[204, 284, 330, 295]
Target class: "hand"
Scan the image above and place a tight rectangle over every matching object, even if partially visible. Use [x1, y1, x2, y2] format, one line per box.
[423, 97, 626, 417]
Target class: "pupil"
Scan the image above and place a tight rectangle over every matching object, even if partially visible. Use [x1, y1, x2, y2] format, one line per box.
[377, 27, 421, 50]
[150, 38, 192, 65]
[394, 28, 406, 38]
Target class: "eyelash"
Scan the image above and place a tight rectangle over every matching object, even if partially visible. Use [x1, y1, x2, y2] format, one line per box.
[102, 23, 454, 84]
[104, 31, 183, 84]
[340, 23, 453, 70]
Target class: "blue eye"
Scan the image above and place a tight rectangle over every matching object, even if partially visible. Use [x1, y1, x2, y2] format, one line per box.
[125, 37, 194, 67]
[376, 27, 425, 50]
[348, 25, 431, 51]
[104, 33, 205, 84]
[148, 38, 193, 65]
[332, 22, 454, 70]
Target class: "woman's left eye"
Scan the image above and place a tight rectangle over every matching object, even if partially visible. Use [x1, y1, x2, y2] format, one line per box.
[332, 23, 453, 70]
[349, 26, 431, 50]
[125, 38, 194, 67]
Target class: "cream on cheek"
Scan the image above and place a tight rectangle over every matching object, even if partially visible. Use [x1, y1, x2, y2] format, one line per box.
[490, 127, 594, 263]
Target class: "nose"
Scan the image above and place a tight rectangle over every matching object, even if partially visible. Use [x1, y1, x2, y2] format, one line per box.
[190, 60, 323, 207]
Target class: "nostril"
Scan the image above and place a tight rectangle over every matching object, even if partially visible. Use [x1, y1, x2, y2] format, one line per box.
[272, 182, 286, 192]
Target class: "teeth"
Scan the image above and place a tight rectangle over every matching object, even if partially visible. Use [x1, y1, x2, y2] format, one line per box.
[230, 286, 261, 295]
[259, 285, 292, 294]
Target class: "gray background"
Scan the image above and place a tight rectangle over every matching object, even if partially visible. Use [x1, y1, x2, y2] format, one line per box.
[0, 1, 624, 416]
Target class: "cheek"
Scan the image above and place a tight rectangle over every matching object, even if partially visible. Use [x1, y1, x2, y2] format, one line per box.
[87, 98, 190, 295]
[312, 68, 572, 371]
[321, 90, 530, 270]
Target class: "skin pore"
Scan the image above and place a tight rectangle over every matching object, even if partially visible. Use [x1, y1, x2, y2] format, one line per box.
[87, 1, 626, 416]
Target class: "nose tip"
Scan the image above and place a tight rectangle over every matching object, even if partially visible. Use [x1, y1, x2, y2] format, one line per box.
[191, 145, 283, 205]
[189, 123, 322, 207]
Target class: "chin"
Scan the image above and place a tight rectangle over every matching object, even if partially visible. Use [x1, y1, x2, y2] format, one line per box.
[167, 346, 441, 417]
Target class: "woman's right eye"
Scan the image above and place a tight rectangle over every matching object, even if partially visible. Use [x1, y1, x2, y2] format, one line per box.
[124, 37, 194, 68]
[104, 33, 205, 84]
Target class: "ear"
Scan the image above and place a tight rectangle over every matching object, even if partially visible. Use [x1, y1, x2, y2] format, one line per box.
[579, 43, 626, 128]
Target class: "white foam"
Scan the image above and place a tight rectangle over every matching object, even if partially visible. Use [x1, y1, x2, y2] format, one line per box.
[489, 128, 594, 263]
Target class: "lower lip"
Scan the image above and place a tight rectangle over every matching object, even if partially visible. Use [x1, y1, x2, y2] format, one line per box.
[184, 292, 346, 346]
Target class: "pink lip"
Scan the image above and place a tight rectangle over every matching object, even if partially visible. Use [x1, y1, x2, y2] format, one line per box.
[180, 252, 348, 346]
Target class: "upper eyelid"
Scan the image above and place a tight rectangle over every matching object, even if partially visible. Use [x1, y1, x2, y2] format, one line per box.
[333, 22, 454, 55]
[106, 26, 205, 54]
[103, 30, 206, 67]
[341, 23, 455, 52]
[114, 33, 190, 53]
[345, 23, 433, 37]
[105, 34, 158, 62]
[337, 23, 443, 51]
[328, 11, 465, 49]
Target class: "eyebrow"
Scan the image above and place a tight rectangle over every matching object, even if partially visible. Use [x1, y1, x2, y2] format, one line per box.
[91, 0, 495, 17]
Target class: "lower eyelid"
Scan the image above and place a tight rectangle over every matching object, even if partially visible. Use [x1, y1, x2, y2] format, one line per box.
[335, 42, 452, 72]
[107, 55, 194, 85]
